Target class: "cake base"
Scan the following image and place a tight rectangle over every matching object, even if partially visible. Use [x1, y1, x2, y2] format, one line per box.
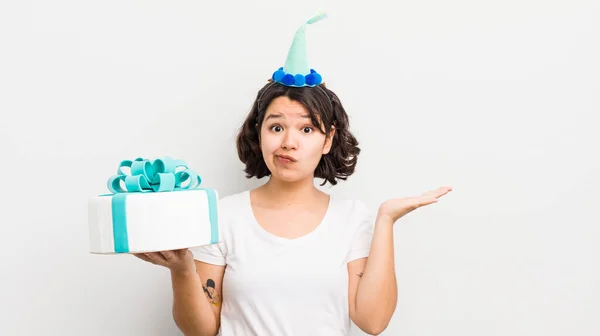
[88, 189, 219, 254]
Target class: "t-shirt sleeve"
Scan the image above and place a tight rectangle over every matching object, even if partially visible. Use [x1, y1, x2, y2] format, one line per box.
[346, 201, 375, 263]
[190, 241, 227, 266]
[189, 196, 230, 266]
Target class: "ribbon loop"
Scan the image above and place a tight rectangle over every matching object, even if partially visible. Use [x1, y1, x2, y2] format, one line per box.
[106, 157, 203, 193]
[151, 173, 175, 192]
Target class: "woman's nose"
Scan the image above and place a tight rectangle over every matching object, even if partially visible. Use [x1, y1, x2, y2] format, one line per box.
[281, 130, 298, 150]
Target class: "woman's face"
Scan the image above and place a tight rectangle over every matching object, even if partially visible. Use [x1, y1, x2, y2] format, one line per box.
[259, 96, 335, 183]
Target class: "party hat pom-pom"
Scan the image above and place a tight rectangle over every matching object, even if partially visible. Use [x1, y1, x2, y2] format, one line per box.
[273, 69, 285, 82]
[294, 74, 306, 86]
[313, 73, 322, 85]
[282, 74, 295, 86]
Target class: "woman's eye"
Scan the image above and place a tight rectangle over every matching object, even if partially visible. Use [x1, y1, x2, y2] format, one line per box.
[270, 125, 283, 132]
[302, 127, 313, 134]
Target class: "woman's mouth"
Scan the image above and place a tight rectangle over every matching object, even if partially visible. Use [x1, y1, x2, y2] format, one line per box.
[276, 155, 296, 164]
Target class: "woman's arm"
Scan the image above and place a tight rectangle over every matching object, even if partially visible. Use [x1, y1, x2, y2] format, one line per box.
[172, 260, 225, 336]
[134, 250, 225, 336]
[348, 213, 397, 335]
[349, 186, 452, 334]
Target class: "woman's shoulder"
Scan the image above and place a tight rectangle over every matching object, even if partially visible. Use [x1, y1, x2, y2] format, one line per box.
[329, 194, 372, 220]
[213, 189, 251, 235]
[218, 189, 250, 211]
[327, 195, 374, 238]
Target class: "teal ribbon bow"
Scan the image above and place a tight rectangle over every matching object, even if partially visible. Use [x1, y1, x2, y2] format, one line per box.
[107, 157, 202, 193]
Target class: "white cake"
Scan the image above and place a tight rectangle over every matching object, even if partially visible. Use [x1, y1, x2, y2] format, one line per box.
[88, 188, 219, 254]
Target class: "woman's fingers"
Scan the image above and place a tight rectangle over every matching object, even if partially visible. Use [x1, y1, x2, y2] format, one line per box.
[416, 187, 452, 207]
[422, 186, 452, 199]
[134, 249, 192, 270]
[145, 252, 168, 265]
[160, 250, 177, 262]
[412, 197, 437, 208]
[133, 253, 152, 263]
[175, 248, 190, 259]
[133, 253, 165, 266]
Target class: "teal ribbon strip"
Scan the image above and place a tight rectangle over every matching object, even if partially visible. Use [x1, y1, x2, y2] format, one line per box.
[111, 194, 129, 253]
[202, 188, 219, 244]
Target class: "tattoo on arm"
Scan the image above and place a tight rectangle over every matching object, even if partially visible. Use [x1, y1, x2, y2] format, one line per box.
[356, 272, 364, 278]
[202, 279, 222, 306]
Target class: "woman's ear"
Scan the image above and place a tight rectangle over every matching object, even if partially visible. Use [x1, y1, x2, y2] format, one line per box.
[322, 125, 336, 155]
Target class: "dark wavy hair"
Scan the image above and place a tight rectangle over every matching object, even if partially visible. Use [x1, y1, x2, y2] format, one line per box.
[236, 81, 360, 186]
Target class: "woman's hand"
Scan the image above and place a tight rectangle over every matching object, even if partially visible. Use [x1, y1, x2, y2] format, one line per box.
[378, 186, 452, 223]
[133, 249, 196, 275]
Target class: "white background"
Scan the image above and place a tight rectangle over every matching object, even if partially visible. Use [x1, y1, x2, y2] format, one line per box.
[1, 0, 598, 335]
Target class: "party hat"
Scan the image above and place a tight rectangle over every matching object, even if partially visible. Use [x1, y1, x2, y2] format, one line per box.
[271, 12, 327, 87]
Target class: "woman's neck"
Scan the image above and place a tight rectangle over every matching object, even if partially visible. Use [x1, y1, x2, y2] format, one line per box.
[258, 176, 321, 205]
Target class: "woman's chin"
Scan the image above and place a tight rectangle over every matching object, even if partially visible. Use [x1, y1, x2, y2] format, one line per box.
[270, 171, 311, 184]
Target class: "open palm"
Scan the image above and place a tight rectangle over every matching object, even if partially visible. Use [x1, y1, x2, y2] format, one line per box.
[379, 186, 452, 223]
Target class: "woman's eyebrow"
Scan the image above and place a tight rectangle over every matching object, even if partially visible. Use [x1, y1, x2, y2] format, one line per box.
[265, 113, 311, 120]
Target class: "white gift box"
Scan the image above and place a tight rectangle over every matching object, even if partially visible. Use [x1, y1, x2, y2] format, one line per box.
[88, 188, 219, 254]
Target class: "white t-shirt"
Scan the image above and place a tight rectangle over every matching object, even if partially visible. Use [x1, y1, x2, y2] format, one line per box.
[190, 190, 374, 336]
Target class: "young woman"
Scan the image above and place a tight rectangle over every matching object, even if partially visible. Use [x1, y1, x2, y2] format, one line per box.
[134, 81, 452, 335]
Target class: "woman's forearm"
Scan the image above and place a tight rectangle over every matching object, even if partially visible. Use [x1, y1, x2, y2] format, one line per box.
[355, 212, 398, 333]
[171, 270, 218, 336]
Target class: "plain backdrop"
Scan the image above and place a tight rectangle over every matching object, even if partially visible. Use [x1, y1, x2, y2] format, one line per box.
[0, 0, 598, 335]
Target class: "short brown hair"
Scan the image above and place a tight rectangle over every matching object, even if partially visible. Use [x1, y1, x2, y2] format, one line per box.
[236, 81, 360, 186]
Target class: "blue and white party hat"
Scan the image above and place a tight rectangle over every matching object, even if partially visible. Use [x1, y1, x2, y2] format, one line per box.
[271, 12, 327, 87]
